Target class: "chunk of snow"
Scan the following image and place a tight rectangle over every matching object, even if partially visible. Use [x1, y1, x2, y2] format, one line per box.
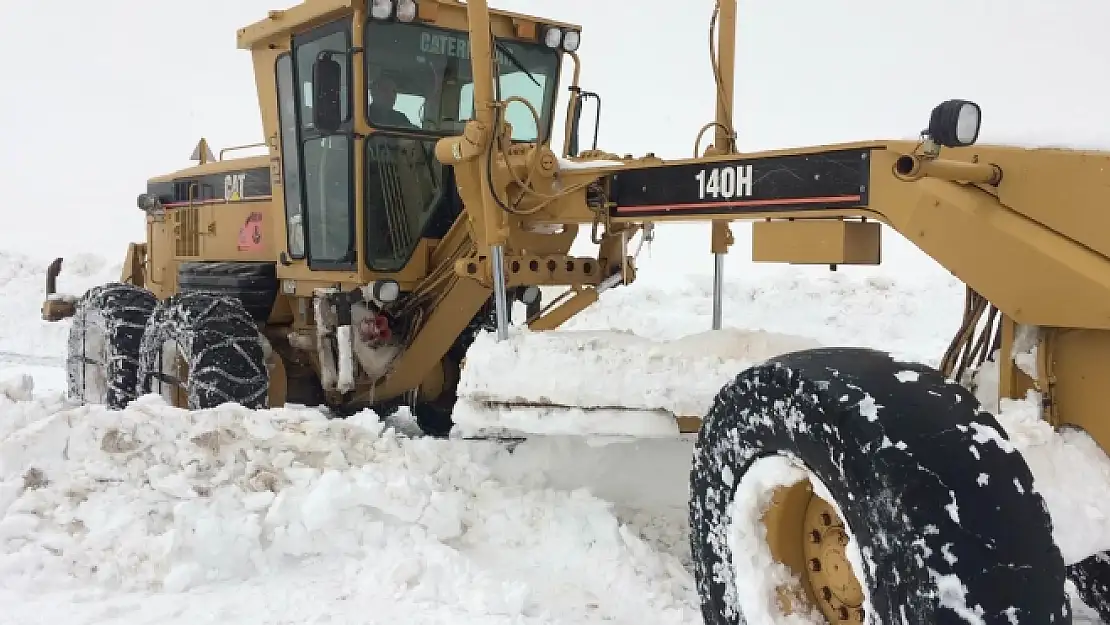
[894, 370, 920, 383]
[857, 393, 881, 422]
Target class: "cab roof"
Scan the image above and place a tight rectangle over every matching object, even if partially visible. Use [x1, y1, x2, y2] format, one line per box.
[237, 0, 582, 50]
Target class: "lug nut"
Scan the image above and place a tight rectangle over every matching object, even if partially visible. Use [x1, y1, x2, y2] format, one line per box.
[810, 530, 822, 543]
[839, 607, 850, 620]
[821, 512, 833, 526]
[808, 558, 822, 572]
[821, 587, 833, 601]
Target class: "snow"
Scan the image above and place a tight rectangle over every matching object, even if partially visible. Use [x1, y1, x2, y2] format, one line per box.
[4, 249, 1109, 623]
[454, 326, 821, 437]
[556, 158, 627, 170]
[2, 0, 1110, 623]
[0, 390, 701, 624]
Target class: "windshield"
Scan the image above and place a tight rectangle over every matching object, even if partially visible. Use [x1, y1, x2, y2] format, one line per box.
[364, 21, 560, 142]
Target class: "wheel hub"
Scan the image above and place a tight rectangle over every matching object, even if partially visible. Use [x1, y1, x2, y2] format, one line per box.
[763, 479, 867, 624]
[803, 496, 865, 622]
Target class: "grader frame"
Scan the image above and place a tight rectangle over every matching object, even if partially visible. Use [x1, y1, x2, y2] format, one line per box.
[40, 0, 1110, 623]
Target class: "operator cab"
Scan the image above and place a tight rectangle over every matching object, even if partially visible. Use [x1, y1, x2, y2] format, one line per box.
[274, 6, 565, 275]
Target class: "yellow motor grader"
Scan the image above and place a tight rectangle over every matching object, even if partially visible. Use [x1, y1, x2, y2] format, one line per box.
[38, 0, 1110, 623]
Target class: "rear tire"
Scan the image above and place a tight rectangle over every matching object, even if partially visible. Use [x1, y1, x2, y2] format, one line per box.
[136, 291, 269, 410]
[690, 347, 1070, 625]
[65, 282, 156, 408]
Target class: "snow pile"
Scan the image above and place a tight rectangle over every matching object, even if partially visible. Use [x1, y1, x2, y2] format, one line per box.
[993, 392, 1110, 565]
[554, 257, 965, 364]
[0, 388, 700, 623]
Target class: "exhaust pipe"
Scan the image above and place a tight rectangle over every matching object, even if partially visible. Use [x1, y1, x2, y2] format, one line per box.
[45, 257, 63, 297]
[41, 257, 77, 322]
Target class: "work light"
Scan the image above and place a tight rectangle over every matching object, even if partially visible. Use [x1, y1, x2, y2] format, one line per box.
[927, 99, 982, 148]
[562, 30, 580, 52]
[370, 0, 393, 20]
[542, 26, 562, 49]
[396, 0, 417, 22]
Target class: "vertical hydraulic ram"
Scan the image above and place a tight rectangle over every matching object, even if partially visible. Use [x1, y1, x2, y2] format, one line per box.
[711, 0, 737, 331]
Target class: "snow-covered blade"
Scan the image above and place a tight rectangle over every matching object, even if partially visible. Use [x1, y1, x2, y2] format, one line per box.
[454, 326, 822, 438]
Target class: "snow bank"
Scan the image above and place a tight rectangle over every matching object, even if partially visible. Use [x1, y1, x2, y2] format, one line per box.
[0, 252, 121, 389]
[0, 387, 700, 623]
[992, 392, 1110, 566]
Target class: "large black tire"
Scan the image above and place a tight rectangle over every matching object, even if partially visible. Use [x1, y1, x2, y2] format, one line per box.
[1069, 553, 1110, 622]
[65, 282, 157, 408]
[690, 347, 1070, 625]
[177, 261, 278, 322]
[136, 291, 269, 410]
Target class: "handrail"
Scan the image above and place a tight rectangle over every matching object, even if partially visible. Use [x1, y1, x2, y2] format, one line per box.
[219, 142, 268, 160]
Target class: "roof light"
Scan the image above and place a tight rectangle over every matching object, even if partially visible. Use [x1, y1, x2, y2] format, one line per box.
[562, 30, 580, 52]
[541, 26, 562, 49]
[396, 0, 417, 22]
[370, 0, 393, 20]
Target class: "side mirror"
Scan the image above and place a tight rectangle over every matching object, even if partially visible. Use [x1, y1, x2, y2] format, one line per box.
[568, 88, 601, 157]
[312, 52, 344, 133]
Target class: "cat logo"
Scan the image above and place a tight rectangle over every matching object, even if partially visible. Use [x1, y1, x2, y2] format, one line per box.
[224, 173, 246, 202]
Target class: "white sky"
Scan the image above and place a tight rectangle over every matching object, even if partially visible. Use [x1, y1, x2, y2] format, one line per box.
[1, 0, 1107, 260]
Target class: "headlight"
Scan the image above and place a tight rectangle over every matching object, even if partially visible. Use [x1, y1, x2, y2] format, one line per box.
[517, 285, 541, 306]
[561, 30, 581, 52]
[136, 193, 163, 213]
[370, 0, 393, 20]
[396, 0, 416, 22]
[927, 99, 982, 148]
[372, 279, 401, 303]
[541, 26, 562, 49]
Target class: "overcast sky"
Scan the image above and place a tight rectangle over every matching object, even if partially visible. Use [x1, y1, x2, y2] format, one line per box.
[1, 0, 1107, 259]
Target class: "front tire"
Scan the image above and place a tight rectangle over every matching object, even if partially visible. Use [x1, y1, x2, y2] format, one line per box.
[690, 347, 1070, 625]
[1068, 553, 1110, 623]
[65, 282, 156, 408]
[136, 292, 269, 410]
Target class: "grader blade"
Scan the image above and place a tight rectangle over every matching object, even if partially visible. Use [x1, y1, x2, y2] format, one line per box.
[453, 397, 698, 440]
[450, 327, 824, 439]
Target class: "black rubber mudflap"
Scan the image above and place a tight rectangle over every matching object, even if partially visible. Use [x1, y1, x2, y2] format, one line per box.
[1069, 553, 1110, 622]
[177, 262, 278, 322]
[65, 282, 157, 409]
[136, 291, 269, 410]
[690, 347, 1070, 625]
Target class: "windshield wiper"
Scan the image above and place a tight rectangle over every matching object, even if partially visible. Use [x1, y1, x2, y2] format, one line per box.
[492, 36, 541, 88]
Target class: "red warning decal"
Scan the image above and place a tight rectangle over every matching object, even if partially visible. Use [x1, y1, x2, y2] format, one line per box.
[238, 211, 264, 251]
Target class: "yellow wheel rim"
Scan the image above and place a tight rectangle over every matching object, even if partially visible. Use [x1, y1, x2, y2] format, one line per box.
[763, 480, 867, 623]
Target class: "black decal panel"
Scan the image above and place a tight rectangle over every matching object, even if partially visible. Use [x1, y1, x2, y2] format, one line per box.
[610, 148, 871, 217]
[148, 167, 274, 207]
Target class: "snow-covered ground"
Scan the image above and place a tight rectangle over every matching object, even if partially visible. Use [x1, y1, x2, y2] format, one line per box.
[3, 0, 1110, 623]
[1, 246, 1108, 624]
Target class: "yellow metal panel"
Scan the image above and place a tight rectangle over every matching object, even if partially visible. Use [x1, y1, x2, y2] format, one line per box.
[751, 219, 881, 265]
[237, 0, 355, 49]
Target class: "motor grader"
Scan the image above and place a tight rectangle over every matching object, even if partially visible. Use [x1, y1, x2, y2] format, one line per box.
[36, 0, 1110, 622]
